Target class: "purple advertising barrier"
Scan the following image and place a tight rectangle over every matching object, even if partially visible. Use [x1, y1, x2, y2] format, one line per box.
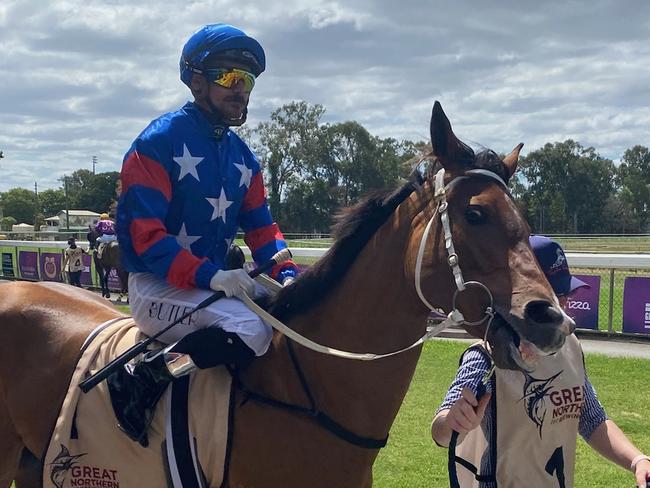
[108, 268, 124, 291]
[40, 252, 63, 282]
[81, 253, 93, 286]
[563, 274, 601, 330]
[622, 277, 650, 334]
[18, 250, 39, 280]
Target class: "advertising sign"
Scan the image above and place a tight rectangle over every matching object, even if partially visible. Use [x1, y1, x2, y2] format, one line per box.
[1, 248, 16, 277]
[81, 253, 94, 286]
[563, 274, 600, 330]
[622, 277, 650, 334]
[40, 252, 64, 282]
[108, 268, 124, 291]
[18, 249, 40, 280]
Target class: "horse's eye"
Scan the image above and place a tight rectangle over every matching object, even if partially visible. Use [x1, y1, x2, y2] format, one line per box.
[465, 206, 486, 225]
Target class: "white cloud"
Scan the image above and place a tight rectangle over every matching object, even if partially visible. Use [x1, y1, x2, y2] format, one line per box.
[1, 0, 649, 191]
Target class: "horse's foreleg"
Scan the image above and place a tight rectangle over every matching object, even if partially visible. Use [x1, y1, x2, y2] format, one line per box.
[0, 397, 24, 487]
[102, 268, 111, 299]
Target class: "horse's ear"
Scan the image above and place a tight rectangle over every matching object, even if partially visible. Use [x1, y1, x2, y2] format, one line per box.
[503, 143, 524, 179]
[430, 101, 474, 170]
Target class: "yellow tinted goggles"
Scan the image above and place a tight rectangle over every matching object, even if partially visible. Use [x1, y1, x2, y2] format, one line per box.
[205, 68, 256, 91]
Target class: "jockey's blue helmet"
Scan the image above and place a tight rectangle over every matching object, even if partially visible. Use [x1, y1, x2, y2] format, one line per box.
[179, 24, 266, 88]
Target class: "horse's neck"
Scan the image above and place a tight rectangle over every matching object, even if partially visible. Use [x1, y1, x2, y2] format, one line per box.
[245, 193, 432, 442]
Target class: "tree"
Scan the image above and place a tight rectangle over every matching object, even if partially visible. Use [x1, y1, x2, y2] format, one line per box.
[254, 101, 326, 223]
[39, 189, 67, 217]
[518, 140, 614, 233]
[61, 170, 120, 213]
[616, 145, 650, 232]
[1, 216, 16, 231]
[0, 188, 37, 224]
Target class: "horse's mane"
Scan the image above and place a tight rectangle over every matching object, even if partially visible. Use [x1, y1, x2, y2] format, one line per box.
[268, 148, 508, 321]
[268, 182, 417, 320]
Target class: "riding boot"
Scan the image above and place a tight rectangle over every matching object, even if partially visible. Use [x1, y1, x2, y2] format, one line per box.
[107, 327, 255, 446]
[107, 350, 174, 447]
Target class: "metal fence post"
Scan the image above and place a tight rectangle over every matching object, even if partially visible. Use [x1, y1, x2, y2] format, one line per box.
[607, 268, 615, 333]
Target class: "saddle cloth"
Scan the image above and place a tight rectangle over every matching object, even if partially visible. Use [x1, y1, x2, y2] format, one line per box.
[42, 318, 232, 488]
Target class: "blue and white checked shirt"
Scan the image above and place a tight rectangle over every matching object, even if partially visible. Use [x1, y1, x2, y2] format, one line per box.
[437, 346, 608, 446]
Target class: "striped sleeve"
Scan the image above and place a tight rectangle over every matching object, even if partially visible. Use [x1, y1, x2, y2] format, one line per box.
[120, 145, 219, 289]
[578, 373, 608, 440]
[238, 168, 298, 281]
[437, 347, 492, 414]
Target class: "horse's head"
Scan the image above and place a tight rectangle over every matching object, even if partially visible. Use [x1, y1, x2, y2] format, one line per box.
[408, 101, 574, 372]
[87, 225, 98, 249]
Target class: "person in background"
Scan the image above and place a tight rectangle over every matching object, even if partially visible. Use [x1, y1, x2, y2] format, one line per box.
[431, 235, 650, 488]
[94, 213, 117, 258]
[110, 23, 299, 445]
[62, 237, 86, 287]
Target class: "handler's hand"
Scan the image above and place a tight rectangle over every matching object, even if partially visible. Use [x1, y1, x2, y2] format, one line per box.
[634, 458, 650, 488]
[445, 388, 491, 436]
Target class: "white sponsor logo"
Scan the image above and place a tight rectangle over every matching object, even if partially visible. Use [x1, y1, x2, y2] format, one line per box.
[567, 300, 591, 311]
[644, 303, 650, 328]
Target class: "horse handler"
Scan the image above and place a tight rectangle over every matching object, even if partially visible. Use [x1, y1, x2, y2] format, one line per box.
[111, 23, 298, 445]
[431, 235, 650, 488]
[62, 237, 87, 287]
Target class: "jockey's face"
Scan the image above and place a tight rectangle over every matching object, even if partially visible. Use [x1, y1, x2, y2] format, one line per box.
[191, 60, 252, 121]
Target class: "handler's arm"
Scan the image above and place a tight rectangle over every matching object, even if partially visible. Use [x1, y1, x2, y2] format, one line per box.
[432, 389, 491, 448]
[581, 373, 650, 486]
[61, 251, 69, 274]
[431, 348, 492, 448]
[587, 420, 650, 485]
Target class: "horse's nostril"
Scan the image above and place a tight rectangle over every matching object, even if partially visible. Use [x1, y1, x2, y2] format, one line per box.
[525, 300, 563, 325]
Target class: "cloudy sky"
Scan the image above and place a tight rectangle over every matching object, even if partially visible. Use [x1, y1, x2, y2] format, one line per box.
[1, 0, 649, 192]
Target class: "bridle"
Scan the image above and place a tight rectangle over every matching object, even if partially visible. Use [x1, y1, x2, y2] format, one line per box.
[233, 167, 511, 451]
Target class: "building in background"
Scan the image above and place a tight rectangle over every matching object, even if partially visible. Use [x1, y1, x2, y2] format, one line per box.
[55, 210, 100, 231]
[11, 223, 34, 233]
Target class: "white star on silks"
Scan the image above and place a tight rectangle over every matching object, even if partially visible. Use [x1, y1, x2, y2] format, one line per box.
[175, 223, 201, 250]
[234, 161, 253, 188]
[206, 189, 233, 222]
[173, 144, 203, 181]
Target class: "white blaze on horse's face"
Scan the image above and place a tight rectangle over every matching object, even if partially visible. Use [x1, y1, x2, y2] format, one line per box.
[417, 101, 575, 370]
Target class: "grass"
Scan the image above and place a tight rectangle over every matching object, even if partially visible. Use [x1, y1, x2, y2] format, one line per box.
[551, 235, 650, 254]
[373, 340, 650, 487]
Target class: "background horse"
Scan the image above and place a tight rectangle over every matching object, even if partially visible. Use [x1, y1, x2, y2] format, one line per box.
[0, 102, 574, 487]
[87, 226, 128, 301]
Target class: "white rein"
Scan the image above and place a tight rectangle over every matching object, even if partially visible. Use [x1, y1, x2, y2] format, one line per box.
[243, 168, 508, 361]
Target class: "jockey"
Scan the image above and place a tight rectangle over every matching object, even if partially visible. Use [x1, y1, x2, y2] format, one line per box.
[111, 23, 299, 445]
[94, 213, 117, 257]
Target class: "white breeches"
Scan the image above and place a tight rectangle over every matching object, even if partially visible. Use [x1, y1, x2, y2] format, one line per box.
[97, 234, 118, 244]
[128, 273, 273, 356]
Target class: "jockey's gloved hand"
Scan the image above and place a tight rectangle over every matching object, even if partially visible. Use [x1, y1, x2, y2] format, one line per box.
[282, 276, 295, 286]
[210, 269, 256, 298]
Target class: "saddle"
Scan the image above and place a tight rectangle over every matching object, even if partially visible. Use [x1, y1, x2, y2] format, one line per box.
[43, 318, 232, 488]
[96, 241, 116, 259]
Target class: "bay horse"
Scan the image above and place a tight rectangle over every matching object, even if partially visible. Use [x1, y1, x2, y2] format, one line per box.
[0, 102, 574, 487]
[87, 226, 129, 301]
